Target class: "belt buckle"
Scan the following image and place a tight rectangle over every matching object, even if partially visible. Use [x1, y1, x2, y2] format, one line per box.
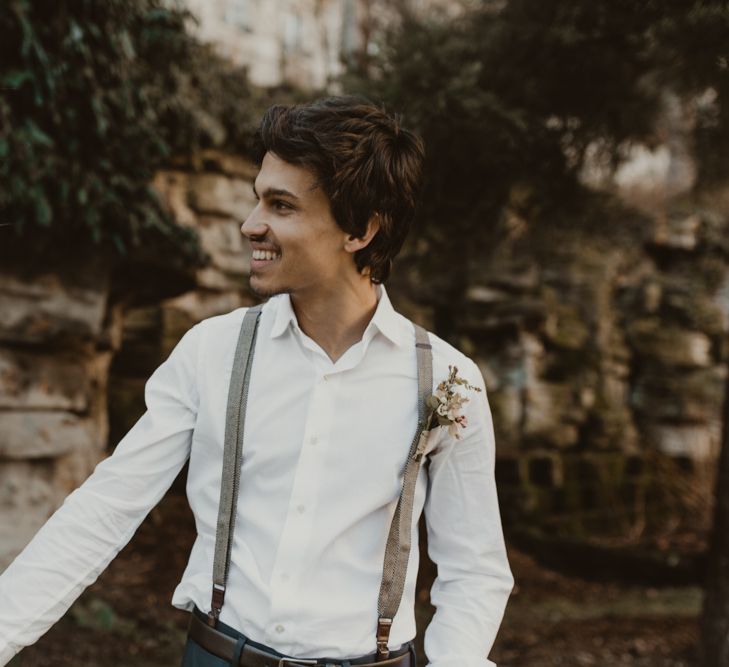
[278, 659, 318, 667]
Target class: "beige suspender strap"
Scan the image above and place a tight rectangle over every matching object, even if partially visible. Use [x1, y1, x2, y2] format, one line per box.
[376, 323, 433, 660]
[207, 304, 263, 627]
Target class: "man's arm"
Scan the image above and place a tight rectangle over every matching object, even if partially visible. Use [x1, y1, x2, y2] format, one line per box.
[422, 358, 514, 667]
[0, 321, 203, 666]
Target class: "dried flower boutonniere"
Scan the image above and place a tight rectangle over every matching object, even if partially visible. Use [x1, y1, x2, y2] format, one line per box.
[414, 365, 483, 460]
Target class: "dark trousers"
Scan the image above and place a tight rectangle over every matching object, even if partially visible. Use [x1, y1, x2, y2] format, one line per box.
[181, 605, 417, 667]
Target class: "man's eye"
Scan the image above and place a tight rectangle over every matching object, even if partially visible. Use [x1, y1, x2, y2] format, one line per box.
[273, 200, 292, 211]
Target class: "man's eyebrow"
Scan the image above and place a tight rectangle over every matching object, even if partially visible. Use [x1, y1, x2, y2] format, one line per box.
[252, 183, 300, 200]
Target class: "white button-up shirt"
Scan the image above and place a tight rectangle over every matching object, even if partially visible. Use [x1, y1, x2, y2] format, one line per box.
[0, 284, 513, 667]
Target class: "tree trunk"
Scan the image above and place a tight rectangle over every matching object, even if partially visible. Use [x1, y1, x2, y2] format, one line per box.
[700, 358, 729, 666]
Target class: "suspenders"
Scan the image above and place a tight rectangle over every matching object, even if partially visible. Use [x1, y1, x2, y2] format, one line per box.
[207, 304, 434, 662]
[208, 303, 263, 627]
[375, 326, 432, 660]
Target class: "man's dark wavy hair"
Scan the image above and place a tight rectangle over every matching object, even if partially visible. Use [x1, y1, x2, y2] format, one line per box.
[251, 95, 425, 284]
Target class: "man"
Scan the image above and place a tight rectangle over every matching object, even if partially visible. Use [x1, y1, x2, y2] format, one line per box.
[0, 96, 513, 667]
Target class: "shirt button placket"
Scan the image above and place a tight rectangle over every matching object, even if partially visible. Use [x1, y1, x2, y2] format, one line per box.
[268, 371, 331, 632]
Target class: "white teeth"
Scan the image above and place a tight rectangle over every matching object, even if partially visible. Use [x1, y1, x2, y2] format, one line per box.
[252, 249, 280, 261]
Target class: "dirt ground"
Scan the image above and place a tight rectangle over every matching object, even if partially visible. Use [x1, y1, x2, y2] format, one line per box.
[10, 486, 701, 667]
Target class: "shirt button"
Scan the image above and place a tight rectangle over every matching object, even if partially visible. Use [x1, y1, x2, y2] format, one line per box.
[297, 504, 306, 514]
[281, 573, 290, 582]
[309, 436, 318, 446]
[275, 624, 285, 633]
[323, 375, 329, 382]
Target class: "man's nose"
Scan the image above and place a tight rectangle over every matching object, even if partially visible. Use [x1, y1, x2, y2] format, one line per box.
[240, 206, 267, 238]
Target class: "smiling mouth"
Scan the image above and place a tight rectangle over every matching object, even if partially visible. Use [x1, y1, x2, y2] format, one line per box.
[251, 248, 281, 268]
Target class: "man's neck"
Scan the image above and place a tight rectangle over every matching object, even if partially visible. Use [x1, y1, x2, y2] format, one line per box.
[290, 278, 379, 363]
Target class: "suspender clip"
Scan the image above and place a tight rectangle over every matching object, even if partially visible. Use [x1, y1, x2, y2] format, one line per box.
[376, 617, 393, 661]
[207, 583, 226, 626]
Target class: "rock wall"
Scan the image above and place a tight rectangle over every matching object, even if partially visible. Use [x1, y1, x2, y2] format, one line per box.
[108, 152, 258, 453]
[2, 149, 727, 569]
[0, 151, 257, 568]
[0, 254, 122, 568]
[454, 205, 728, 539]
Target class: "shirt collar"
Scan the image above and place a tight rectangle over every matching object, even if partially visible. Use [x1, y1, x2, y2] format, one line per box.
[268, 283, 405, 347]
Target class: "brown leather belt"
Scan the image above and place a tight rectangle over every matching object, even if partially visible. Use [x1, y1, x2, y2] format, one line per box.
[187, 610, 414, 667]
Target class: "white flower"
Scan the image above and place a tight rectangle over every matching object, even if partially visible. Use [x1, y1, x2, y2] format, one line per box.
[423, 365, 482, 442]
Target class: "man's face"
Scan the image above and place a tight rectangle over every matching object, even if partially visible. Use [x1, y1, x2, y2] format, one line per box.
[240, 151, 355, 299]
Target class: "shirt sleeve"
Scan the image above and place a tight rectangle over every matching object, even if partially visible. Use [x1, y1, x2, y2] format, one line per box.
[422, 358, 514, 667]
[0, 321, 203, 666]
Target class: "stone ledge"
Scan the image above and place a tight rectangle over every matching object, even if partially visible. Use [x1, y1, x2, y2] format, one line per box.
[0, 271, 108, 345]
[0, 411, 95, 459]
[0, 349, 90, 411]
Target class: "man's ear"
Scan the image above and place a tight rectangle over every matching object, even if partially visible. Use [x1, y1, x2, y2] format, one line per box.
[344, 213, 380, 253]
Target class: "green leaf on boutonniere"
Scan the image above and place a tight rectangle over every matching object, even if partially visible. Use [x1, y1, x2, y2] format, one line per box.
[426, 395, 441, 410]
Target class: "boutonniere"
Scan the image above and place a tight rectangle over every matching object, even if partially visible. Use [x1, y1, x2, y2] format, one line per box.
[414, 365, 482, 460]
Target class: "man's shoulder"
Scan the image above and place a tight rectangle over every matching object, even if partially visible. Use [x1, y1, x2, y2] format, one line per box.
[399, 316, 482, 389]
[195, 300, 271, 333]
[184, 301, 270, 354]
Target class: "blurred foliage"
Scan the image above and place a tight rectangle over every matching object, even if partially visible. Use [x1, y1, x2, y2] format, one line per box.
[0, 0, 272, 267]
[653, 1, 729, 188]
[344, 0, 729, 302]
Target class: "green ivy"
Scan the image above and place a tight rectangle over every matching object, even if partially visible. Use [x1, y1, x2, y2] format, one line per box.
[0, 0, 269, 266]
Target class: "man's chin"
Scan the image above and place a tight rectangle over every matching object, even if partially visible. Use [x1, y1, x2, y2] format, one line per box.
[248, 278, 291, 299]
